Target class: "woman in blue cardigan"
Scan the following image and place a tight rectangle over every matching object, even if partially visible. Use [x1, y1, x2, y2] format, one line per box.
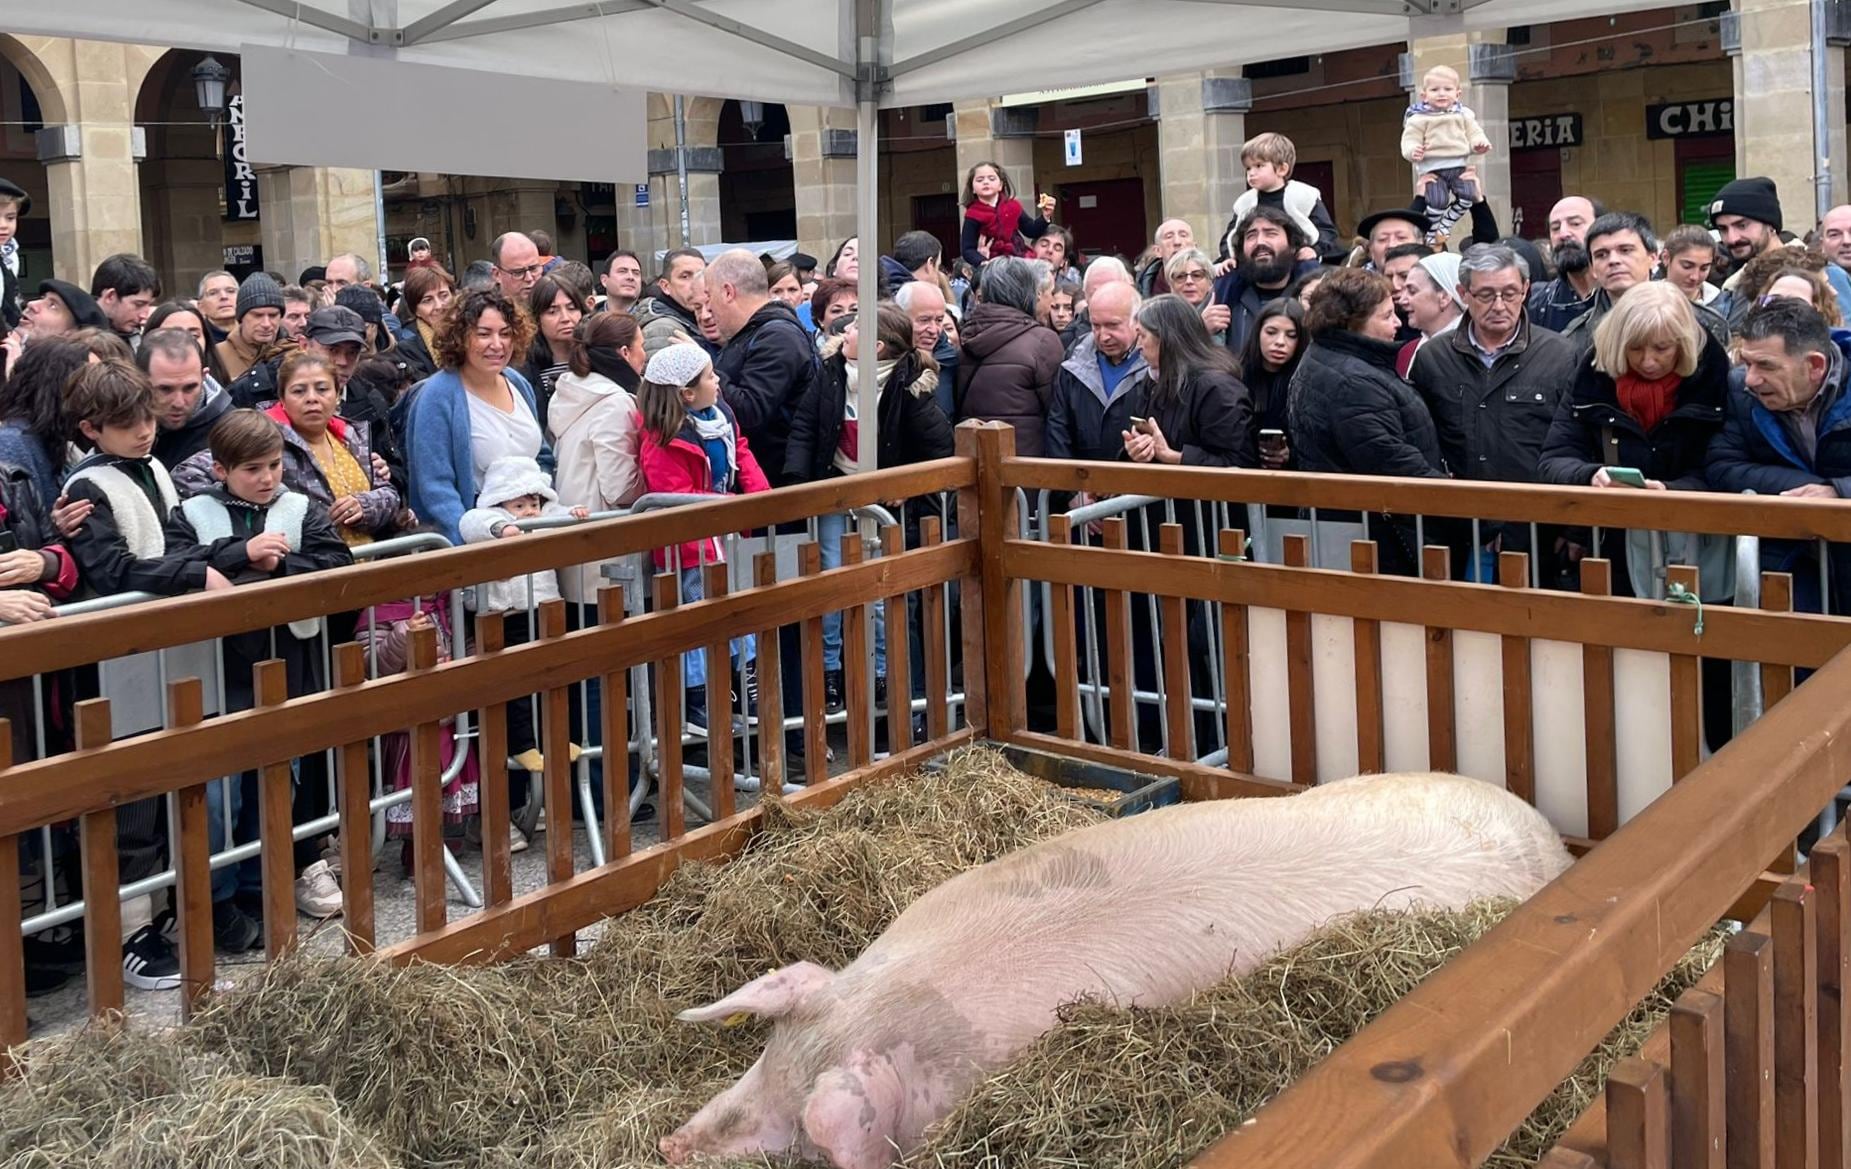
[405, 285, 553, 544]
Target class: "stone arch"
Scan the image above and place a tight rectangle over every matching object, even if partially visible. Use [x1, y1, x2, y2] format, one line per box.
[718, 100, 795, 242]
[132, 48, 242, 295]
[0, 35, 68, 125]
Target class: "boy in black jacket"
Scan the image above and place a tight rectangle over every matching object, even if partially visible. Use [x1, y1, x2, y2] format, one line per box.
[61, 359, 222, 598]
[59, 360, 228, 990]
[164, 408, 354, 945]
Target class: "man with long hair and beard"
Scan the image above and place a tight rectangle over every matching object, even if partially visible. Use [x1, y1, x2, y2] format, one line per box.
[1215, 205, 1319, 355]
[1527, 195, 1604, 332]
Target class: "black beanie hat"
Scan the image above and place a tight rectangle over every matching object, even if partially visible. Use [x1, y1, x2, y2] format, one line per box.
[1708, 176, 1782, 232]
[334, 284, 385, 326]
[236, 271, 285, 320]
[38, 279, 109, 330]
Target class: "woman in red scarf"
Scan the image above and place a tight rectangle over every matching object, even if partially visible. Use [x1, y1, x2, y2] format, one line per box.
[1538, 279, 1731, 596]
[960, 160, 1056, 270]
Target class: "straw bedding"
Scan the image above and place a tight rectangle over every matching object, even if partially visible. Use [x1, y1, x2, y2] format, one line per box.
[0, 748, 1723, 1169]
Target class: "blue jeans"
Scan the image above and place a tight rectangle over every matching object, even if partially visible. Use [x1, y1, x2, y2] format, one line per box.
[817, 512, 887, 675]
[680, 566, 755, 689]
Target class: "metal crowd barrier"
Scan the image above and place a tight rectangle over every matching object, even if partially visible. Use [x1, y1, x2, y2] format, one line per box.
[18, 530, 484, 945]
[500, 492, 966, 865]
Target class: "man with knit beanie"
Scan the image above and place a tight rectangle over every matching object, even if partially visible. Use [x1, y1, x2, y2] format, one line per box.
[1712, 176, 1796, 329]
[214, 271, 290, 382]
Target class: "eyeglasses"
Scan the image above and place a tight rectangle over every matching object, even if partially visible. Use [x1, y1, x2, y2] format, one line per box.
[496, 263, 545, 280]
[1468, 289, 1526, 306]
[1175, 270, 1211, 283]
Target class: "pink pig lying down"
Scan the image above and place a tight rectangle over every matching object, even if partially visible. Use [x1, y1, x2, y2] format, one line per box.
[659, 770, 1573, 1169]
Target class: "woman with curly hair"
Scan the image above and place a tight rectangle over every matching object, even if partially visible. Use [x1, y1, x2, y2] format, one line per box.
[404, 284, 549, 543]
[1731, 247, 1844, 326]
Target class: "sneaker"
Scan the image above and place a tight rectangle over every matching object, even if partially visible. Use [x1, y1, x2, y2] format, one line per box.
[122, 921, 182, 991]
[212, 898, 263, 953]
[685, 685, 709, 737]
[824, 669, 845, 714]
[26, 961, 72, 998]
[293, 859, 343, 919]
[24, 926, 87, 975]
[509, 824, 530, 854]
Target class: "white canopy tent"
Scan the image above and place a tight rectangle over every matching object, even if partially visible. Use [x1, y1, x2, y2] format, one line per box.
[13, 0, 1675, 469]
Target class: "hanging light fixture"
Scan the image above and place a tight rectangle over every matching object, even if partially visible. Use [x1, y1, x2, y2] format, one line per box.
[738, 100, 766, 140]
[192, 56, 232, 127]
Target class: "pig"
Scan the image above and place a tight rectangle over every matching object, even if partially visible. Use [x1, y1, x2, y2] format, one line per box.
[660, 770, 1571, 1169]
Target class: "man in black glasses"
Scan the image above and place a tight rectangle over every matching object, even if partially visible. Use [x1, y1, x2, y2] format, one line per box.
[490, 232, 545, 301]
[1409, 244, 1580, 582]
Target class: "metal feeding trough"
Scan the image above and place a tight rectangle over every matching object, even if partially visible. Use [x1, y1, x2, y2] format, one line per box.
[923, 742, 1181, 817]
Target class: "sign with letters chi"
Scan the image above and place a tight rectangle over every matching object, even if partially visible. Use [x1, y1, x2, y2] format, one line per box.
[223, 94, 260, 222]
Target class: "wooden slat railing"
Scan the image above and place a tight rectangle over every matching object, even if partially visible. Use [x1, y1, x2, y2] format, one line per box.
[1001, 456, 1851, 542]
[1175, 638, 1851, 1168]
[0, 452, 984, 1028]
[0, 457, 975, 682]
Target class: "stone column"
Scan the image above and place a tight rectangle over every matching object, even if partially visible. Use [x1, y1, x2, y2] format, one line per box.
[1729, 0, 1848, 222]
[143, 158, 225, 295]
[645, 95, 724, 250]
[788, 105, 860, 261]
[256, 166, 379, 283]
[1402, 28, 1514, 240]
[1156, 72, 1250, 255]
[953, 99, 1037, 214]
[20, 38, 163, 283]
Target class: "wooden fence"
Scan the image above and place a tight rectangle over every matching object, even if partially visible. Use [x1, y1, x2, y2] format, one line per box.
[5, 420, 1851, 1169]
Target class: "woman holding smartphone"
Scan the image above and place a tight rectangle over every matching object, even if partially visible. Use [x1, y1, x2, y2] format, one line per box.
[1235, 298, 1306, 470]
[1538, 278, 1730, 609]
[1538, 281, 1728, 506]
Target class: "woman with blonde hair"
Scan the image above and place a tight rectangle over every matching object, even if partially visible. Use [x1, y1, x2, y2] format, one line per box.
[1538, 280, 1730, 592]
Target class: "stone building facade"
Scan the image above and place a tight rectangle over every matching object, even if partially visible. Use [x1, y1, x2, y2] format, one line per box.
[4, 3, 1846, 295]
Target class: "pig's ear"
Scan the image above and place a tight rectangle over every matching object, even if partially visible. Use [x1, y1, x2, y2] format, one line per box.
[801, 1053, 903, 1169]
[677, 961, 836, 1024]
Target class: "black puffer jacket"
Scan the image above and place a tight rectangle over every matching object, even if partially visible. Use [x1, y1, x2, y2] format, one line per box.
[714, 300, 818, 489]
[1136, 367, 1257, 469]
[784, 341, 955, 483]
[1537, 337, 1731, 490]
[1288, 329, 1447, 480]
[954, 302, 1064, 457]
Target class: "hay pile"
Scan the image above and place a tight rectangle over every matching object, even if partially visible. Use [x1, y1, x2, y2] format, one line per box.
[187, 746, 1107, 1168]
[0, 749, 1725, 1169]
[0, 1025, 393, 1169]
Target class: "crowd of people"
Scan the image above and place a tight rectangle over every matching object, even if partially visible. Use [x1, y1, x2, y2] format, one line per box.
[2, 128, 1850, 997]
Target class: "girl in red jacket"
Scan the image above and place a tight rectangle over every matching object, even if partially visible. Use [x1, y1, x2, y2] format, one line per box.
[636, 342, 769, 733]
[960, 160, 1056, 269]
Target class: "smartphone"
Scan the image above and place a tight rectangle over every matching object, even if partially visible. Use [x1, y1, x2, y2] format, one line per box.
[0, 531, 14, 554]
[1606, 467, 1648, 488]
[1259, 428, 1285, 441]
[1129, 416, 1147, 426]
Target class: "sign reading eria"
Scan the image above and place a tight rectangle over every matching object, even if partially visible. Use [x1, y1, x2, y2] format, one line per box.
[1509, 114, 1583, 150]
[223, 94, 260, 221]
[1646, 99, 1734, 140]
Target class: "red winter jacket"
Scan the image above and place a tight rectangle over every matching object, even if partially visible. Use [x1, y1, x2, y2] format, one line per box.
[636, 399, 770, 571]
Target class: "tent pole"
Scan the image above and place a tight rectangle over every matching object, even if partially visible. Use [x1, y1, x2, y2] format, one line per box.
[854, 93, 880, 474]
[674, 94, 693, 247]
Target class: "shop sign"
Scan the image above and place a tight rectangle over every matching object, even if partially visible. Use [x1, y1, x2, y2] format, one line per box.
[1510, 113, 1583, 150]
[222, 95, 260, 221]
[1646, 99, 1734, 140]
